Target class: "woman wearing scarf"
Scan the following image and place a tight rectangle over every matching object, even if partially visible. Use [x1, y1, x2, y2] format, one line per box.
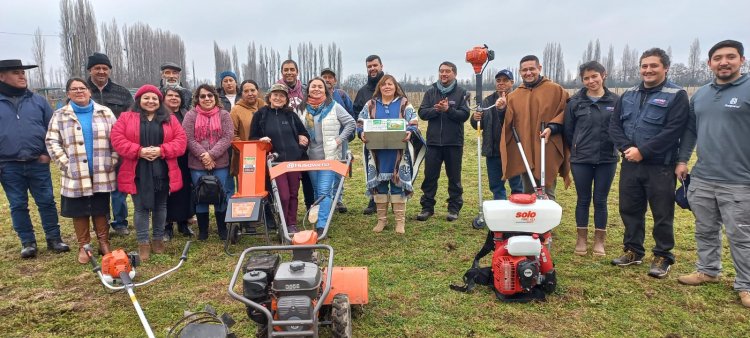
[358, 75, 422, 234]
[162, 86, 195, 240]
[250, 84, 309, 234]
[182, 84, 234, 241]
[300, 78, 355, 236]
[46, 78, 118, 264]
[111, 85, 186, 260]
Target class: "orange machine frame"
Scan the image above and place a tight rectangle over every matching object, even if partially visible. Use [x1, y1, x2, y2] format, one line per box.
[232, 140, 272, 198]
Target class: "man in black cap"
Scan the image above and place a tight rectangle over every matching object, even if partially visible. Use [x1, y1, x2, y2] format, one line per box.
[159, 62, 192, 108]
[470, 69, 523, 200]
[321, 67, 353, 213]
[86, 52, 134, 236]
[353, 55, 385, 214]
[0, 59, 70, 258]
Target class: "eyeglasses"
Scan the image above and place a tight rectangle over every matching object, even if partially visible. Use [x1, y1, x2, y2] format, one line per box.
[199, 93, 214, 99]
[68, 87, 88, 93]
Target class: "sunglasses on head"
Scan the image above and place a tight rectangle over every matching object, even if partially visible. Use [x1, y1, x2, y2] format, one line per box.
[199, 93, 214, 99]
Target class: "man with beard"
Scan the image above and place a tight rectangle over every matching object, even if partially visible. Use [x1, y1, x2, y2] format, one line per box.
[353, 55, 385, 214]
[676, 40, 750, 307]
[0, 59, 70, 258]
[159, 62, 192, 109]
[416, 61, 470, 222]
[86, 52, 134, 236]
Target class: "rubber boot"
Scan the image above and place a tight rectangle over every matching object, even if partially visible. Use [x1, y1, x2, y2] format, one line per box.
[372, 194, 389, 232]
[73, 218, 91, 264]
[93, 216, 111, 255]
[216, 211, 228, 240]
[593, 229, 606, 256]
[391, 195, 406, 234]
[138, 242, 151, 261]
[152, 239, 165, 254]
[196, 212, 210, 241]
[575, 227, 588, 256]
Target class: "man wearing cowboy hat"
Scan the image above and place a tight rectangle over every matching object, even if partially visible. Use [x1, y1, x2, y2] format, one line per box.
[0, 59, 70, 258]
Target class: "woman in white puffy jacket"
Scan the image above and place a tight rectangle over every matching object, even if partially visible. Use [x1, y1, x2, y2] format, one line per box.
[300, 77, 355, 236]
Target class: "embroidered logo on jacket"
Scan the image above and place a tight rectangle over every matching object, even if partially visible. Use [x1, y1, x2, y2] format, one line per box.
[650, 98, 668, 107]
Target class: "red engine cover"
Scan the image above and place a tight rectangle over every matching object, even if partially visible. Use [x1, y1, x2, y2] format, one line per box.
[492, 243, 530, 295]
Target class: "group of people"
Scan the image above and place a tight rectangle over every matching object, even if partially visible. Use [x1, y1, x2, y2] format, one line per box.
[1, 39, 748, 307]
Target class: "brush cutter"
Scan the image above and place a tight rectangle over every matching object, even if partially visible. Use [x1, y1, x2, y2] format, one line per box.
[84, 242, 191, 338]
[465, 44, 495, 229]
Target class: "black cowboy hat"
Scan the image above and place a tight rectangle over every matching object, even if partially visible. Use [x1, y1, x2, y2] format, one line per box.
[0, 59, 38, 71]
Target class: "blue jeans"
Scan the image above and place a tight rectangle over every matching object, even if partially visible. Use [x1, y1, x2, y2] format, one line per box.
[0, 161, 61, 244]
[110, 190, 129, 229]
[190, 167, 229, 213]
[376, 180, 403, 195]
[486, 156, 523, 200]
[571, 162, 617, 230]
[308, 170, 338, 229]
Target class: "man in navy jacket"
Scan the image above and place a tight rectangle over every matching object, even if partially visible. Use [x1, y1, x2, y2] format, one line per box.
[0, 59, 70, 258]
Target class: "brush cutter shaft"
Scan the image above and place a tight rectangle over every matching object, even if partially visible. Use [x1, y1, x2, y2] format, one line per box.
[124, 284, 156, 338]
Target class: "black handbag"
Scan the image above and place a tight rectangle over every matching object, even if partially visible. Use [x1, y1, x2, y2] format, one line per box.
[194, 172, 225, 205]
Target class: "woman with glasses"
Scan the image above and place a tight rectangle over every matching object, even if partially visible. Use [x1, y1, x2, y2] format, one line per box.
[111, 85, 187, 260]
[46, 78, 118, 264]
[182, 84, 234, 241]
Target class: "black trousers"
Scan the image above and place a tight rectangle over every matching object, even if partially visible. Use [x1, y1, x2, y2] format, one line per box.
[301, 171, 314, 209]
[420, 145, 464, 213]
[619, 161, 676, 263]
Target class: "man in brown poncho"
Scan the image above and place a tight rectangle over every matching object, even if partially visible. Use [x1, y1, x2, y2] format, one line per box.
[500, 55, 570, 200]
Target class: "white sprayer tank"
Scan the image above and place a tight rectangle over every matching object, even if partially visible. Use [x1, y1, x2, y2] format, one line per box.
[482, 195, 562, 234]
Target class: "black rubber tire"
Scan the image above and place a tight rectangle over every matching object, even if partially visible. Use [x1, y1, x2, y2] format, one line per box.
[331, 293, 352, 338]
[472, 215, 486, 229]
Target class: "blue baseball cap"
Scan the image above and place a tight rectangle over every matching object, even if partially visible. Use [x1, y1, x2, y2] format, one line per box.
[675, 174, 691, 210]
[495, 69, 514, 80]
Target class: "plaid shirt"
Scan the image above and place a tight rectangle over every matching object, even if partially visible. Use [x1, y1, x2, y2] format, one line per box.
[46, 102, 119, 198]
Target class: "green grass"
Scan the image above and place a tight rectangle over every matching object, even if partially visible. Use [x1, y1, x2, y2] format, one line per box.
[1, 121, 749, 337]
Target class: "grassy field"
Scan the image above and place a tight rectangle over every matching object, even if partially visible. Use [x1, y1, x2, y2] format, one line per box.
[1, 120, 749, 338]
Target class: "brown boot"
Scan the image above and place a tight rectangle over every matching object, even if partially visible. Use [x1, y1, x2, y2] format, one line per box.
[138, 243, 151, 261]
[372, 194, 389, 232]
[93, 216, 111, 255]
[391, 195, 406, 234]
[73, 218, 91, 264]
[574, 227, 588, 256]
[593, 229, 607, 256]
[152, 239, 165, 254]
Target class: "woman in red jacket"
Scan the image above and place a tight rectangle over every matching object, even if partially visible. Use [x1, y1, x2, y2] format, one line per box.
[111, 85, 187, 260]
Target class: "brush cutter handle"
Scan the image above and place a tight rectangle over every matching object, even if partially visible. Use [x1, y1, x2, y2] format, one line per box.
[82, 244, 101, 272]
[180, 241, 192, 261]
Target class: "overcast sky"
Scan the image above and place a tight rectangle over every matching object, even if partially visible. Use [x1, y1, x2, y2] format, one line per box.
[2, 0, 749, 84]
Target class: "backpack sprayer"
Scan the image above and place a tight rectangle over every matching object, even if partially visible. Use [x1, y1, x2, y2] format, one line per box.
[451, 123, 562, 302]
[465, 44, 495, 230]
